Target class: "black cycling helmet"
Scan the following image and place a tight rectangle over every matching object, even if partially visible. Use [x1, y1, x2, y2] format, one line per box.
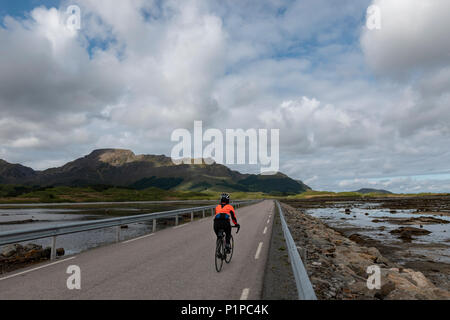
[220, 193, 230, 204]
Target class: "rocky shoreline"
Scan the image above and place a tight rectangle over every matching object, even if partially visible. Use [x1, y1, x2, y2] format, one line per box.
[281, 202, 450, 300]
[0, 243, 65, 274]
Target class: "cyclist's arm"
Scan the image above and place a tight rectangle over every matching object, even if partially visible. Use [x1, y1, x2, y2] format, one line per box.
[230, 209, 238, 225]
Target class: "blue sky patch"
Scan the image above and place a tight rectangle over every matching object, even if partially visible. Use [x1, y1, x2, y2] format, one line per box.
[0, 0, 61, 19]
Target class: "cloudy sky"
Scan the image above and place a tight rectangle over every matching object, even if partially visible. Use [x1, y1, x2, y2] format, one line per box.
[1, 0, 450, 193]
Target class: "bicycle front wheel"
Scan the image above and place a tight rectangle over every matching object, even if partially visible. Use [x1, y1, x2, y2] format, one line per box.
[215, 238, 224, 272]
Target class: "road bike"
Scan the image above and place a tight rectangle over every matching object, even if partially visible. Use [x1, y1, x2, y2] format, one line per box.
[215, 225, 240, 272]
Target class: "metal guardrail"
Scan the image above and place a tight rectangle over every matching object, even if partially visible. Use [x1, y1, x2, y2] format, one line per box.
[276, 200, 317, 300]
[0, 200, 260, 260]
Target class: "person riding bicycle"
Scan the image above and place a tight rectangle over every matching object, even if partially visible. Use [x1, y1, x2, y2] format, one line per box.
[214, 193, 240, 253]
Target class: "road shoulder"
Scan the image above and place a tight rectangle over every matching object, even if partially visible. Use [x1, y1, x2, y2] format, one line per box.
[261, 204, 297, 300]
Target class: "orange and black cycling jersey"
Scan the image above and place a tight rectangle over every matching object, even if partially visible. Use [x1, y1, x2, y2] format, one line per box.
[215, 204, 237, 225]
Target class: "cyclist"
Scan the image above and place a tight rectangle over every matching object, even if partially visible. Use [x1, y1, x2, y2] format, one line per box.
[214, 193, 240, 253]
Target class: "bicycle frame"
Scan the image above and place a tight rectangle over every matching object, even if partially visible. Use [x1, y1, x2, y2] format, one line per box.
[215, 226, 239, 272]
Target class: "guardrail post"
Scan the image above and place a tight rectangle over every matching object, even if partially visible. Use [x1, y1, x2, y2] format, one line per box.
[116, 226, 120, 243]
[211, 208, 214, 216]
[191, 211, 194, 222]
[175, 215, 179, 226]
[152, 219, 157, 233]
[202, 210, 205, 218]
[50, 236, 57, 261]
[299, 247, 307, 262]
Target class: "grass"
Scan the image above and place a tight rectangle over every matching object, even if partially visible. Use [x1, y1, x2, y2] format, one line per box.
[0, 186, 203, 204]
[0, 185, 269, 204]
[284, 191, 363, 199]
[284, 190, 450, 200]
[0, 184, 449, 204]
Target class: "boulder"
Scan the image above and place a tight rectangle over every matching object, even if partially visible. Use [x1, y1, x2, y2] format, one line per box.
[382, 268, 450, 300]
[398, 231, 413, 242]
[348, 234, 369, 245]
[390, 227, 431, 236]
[23, 249, 45, 260]
[375, 281, 396, 300]
[23, 243, 42, 252]
[367, 247, 382, 259]
[1, 244, 23, 257]
[42, 247, 52, 259]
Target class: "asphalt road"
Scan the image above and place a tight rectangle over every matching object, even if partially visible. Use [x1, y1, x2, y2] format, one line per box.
[0, 200, 275, 300]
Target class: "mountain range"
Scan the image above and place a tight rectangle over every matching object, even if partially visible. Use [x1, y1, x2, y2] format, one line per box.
[354, 188, 393, 195]
[0, 149, 310, 194]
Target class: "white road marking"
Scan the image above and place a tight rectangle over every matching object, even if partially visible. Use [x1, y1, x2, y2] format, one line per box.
[255, 242, 263, 260]
[0, 256, 77, 281]
[263, 226, 268, 234]
[240, 288, 250, 300]
[122, 233, 154, 244]
[173, 223, 190, 229]
[267, 219, 270, 224]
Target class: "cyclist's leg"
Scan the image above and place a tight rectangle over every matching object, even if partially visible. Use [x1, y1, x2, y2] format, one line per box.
[224, 221, 232, 247]
[213, 219, 221, 238]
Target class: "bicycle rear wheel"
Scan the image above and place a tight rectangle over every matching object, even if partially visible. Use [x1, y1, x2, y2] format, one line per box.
[215, 237, 224, 272]
[225, 235, 234, 264]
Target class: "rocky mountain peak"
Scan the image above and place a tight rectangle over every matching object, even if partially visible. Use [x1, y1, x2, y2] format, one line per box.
[88, 149, 138, 167]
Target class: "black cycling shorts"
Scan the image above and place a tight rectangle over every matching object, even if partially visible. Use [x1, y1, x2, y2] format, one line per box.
[213, 219, 231, 244]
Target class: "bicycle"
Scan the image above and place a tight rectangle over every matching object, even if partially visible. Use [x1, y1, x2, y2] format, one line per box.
[215, 225, 240, 272]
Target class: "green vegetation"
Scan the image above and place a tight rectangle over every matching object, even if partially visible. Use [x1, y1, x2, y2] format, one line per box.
[1, 183, 449, 204]
[238, 175, 304, 194]
[0, 185, 197, 203]
[0, 185, 47, 198]
[285, 190, 450, 200]
[189, 181, 213, 191]
[130, 177, 184, 190]
[287, 190, 396, 199]
[0, 184, 269, 204]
